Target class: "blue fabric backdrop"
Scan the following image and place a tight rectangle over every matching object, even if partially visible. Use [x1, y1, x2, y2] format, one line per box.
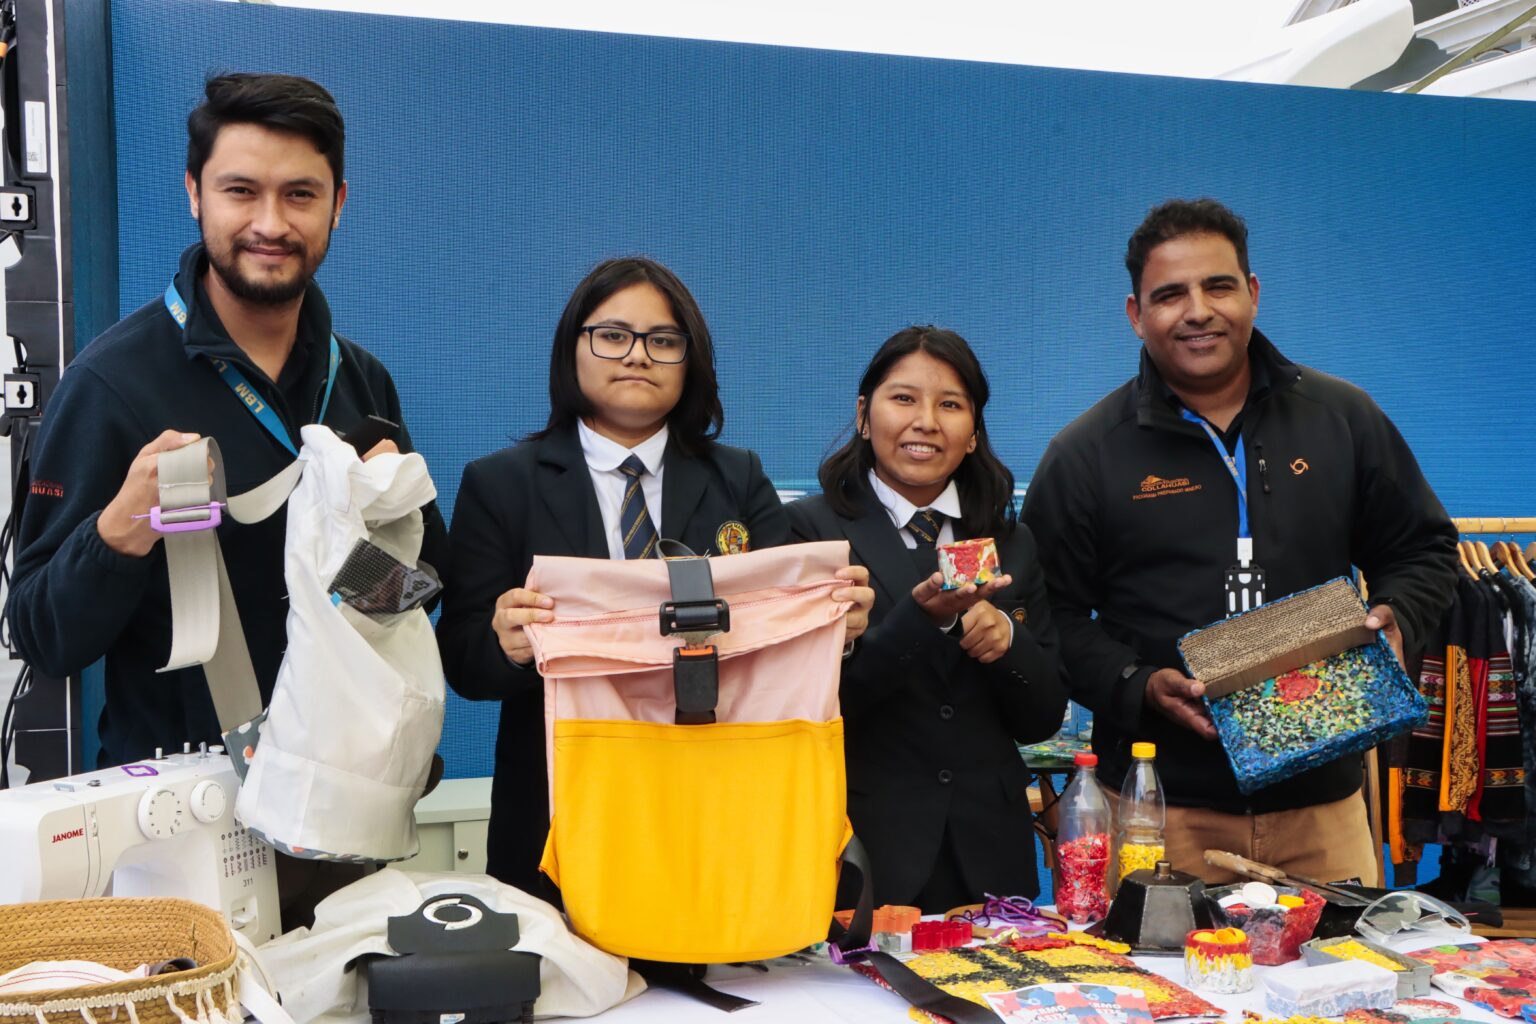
[109, 0, 1536, 787]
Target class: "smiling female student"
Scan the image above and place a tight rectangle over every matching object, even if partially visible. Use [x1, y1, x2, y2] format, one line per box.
[788, 325, 1067, 913]
[436, 256, 872, 899]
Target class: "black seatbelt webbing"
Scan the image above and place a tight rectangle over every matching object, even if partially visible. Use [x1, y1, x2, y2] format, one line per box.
[830, 837, 999, 1024]
[630, 960, 760, 1013]
[657, 542, 729, 725]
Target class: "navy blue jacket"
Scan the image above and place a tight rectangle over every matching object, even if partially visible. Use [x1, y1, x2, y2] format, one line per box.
[789, 492, 1066, 906]
[7, 243, 447, 765]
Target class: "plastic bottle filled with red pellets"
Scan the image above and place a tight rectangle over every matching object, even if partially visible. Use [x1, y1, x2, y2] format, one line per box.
[1054, 750, 1114, 923]
[1057, 832, 1111, 923]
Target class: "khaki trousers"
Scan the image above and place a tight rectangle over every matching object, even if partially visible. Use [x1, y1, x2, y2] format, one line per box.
[1106, 789, 1380, 887]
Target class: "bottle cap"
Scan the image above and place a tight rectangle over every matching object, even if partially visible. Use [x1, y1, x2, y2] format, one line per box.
[1073, 751, 1098, 767]
[1131, 741, 1156, 759]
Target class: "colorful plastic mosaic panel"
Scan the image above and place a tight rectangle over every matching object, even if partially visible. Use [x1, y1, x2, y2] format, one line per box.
[850, 938, 1223, 1024]
[1408, 938, 1536, 1018]
[984, 983, 1155, 1024]
[1344, 997, 1467, 1024]
[1203, 639, 1427, 794]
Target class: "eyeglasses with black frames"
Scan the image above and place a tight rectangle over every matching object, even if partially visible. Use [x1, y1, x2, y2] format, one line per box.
[580, 325, 690, 364]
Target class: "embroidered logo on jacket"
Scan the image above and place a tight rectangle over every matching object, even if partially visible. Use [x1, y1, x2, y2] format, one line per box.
[29, 479, 64, 498]
[1132, 474, 1203, 501]
[1290, 458, 1310, 476]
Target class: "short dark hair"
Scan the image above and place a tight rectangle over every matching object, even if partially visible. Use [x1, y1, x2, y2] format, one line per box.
[818, 325, 1016, 539]
[531, 256, 724, 455]
[186, 73, 345, 189]
[1125, 198, 1250, 299]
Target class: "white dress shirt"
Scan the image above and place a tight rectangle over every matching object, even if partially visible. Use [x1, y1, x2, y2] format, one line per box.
[867, 470, 962, 548]
[578, 419, 668, 560]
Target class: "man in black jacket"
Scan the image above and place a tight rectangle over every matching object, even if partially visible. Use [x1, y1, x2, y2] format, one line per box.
[7, 73, 445, 769]
[1021, 198, 1456, 885]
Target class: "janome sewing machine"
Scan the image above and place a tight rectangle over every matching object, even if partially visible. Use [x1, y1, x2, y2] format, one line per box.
[0, 745, 280, 943]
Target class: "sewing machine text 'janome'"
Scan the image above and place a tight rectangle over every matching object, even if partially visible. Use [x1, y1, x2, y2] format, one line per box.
[0, 745, 280, 943]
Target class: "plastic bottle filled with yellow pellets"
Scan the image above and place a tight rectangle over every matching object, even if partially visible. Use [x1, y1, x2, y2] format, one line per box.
[1118, 837, 1166, 879]
[1117, 742, 1166, 881]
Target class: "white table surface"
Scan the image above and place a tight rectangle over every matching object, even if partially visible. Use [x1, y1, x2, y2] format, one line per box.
[592, 929, 1509, 1023]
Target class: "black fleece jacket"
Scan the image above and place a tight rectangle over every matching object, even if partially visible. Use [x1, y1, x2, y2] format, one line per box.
[7, 243, 447, 765]
[1021, 330, 1456, 814]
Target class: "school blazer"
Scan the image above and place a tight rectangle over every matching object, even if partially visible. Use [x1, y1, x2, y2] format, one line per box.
[787, 492, 1067, 905]
[436, 425, 789, 896]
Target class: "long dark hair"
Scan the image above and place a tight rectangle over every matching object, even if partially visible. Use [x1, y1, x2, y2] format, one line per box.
[819, 325, 1016, 539]
[530, 256, 724, 454]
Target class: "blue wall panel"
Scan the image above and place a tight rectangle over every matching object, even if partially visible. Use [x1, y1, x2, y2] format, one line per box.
[111, 0, 1536, 778]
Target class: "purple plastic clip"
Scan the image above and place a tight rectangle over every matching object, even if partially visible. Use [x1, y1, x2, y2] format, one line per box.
[827, 938, 878, 966]
[133, 501, 225, 533]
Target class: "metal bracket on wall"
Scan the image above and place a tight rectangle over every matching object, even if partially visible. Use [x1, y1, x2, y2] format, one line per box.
[1405, 1, 1536, 92]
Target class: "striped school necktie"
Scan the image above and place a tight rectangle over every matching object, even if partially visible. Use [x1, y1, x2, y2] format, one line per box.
[905, 508, 944, 549]
[618, 455, 660, 560]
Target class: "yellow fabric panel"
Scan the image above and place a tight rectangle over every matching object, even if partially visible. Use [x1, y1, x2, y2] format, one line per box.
[1388, 766, 1419, 864]
[542, 717, 851, 964]
[1440, 647, 1477, 812]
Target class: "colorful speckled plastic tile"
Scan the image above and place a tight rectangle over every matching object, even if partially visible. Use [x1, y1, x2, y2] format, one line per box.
[850, 940, 1222, 1024]
[984, 983, 1155, 1024]
[1344, 997, 1467, 1024]
[1409, 938, 1536, 1018]
[1200, 638, 1427, 794]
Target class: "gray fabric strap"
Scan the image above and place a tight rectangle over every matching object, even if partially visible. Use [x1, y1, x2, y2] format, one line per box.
[157, 440, 225, 673]
[155, 438, 301, 732]
[228, 460, 304, 524]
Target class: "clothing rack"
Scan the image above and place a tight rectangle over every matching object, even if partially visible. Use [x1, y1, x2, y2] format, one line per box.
[1365, 517, 1534, 886]
[1367, 515, 1536, 891]
[1452, 517, 1536, 535]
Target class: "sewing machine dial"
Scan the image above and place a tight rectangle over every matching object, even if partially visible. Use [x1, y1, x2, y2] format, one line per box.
[189, 781, 227, 824]
[136, 787, 186, 839]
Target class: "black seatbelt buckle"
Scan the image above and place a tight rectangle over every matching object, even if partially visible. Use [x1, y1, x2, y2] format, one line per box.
[673, 645, 719, 725]
[659, 598, 730, 637]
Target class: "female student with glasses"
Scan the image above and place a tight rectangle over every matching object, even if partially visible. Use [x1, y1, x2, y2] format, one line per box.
[436, 255, 873, 899]
[788, 325, 1066, 912]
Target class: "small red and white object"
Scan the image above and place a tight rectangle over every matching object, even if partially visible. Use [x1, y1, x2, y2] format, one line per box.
[911, 919, 973, 951]
[938, 537, 999, 590]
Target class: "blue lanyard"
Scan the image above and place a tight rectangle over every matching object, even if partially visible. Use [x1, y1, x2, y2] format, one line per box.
[165, 281, 340, 458]
[1180, 407, 1249, 540]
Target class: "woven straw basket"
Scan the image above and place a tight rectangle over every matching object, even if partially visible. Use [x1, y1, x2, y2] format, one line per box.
[0, 899, 239, 1024]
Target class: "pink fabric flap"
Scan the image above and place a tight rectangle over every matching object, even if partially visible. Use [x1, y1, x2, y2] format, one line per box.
[525, 541, 852, 785]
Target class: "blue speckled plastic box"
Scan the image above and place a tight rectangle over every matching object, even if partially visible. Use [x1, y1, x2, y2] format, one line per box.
[1179, 579, 1429, 795]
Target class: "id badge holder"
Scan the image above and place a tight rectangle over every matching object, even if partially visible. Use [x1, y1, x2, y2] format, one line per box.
[1225, 538, 1266, 616]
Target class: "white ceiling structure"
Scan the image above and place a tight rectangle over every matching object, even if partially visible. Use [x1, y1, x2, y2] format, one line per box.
[261, 0, 1536, 98]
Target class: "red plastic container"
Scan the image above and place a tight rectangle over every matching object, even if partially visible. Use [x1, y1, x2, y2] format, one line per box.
[1202, 886, 1324, 965]
[911, 919, 973, 951]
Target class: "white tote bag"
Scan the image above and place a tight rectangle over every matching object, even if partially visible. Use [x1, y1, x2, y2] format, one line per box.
[254, 869, 644, 1024]
[233, 425, 445, 861]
